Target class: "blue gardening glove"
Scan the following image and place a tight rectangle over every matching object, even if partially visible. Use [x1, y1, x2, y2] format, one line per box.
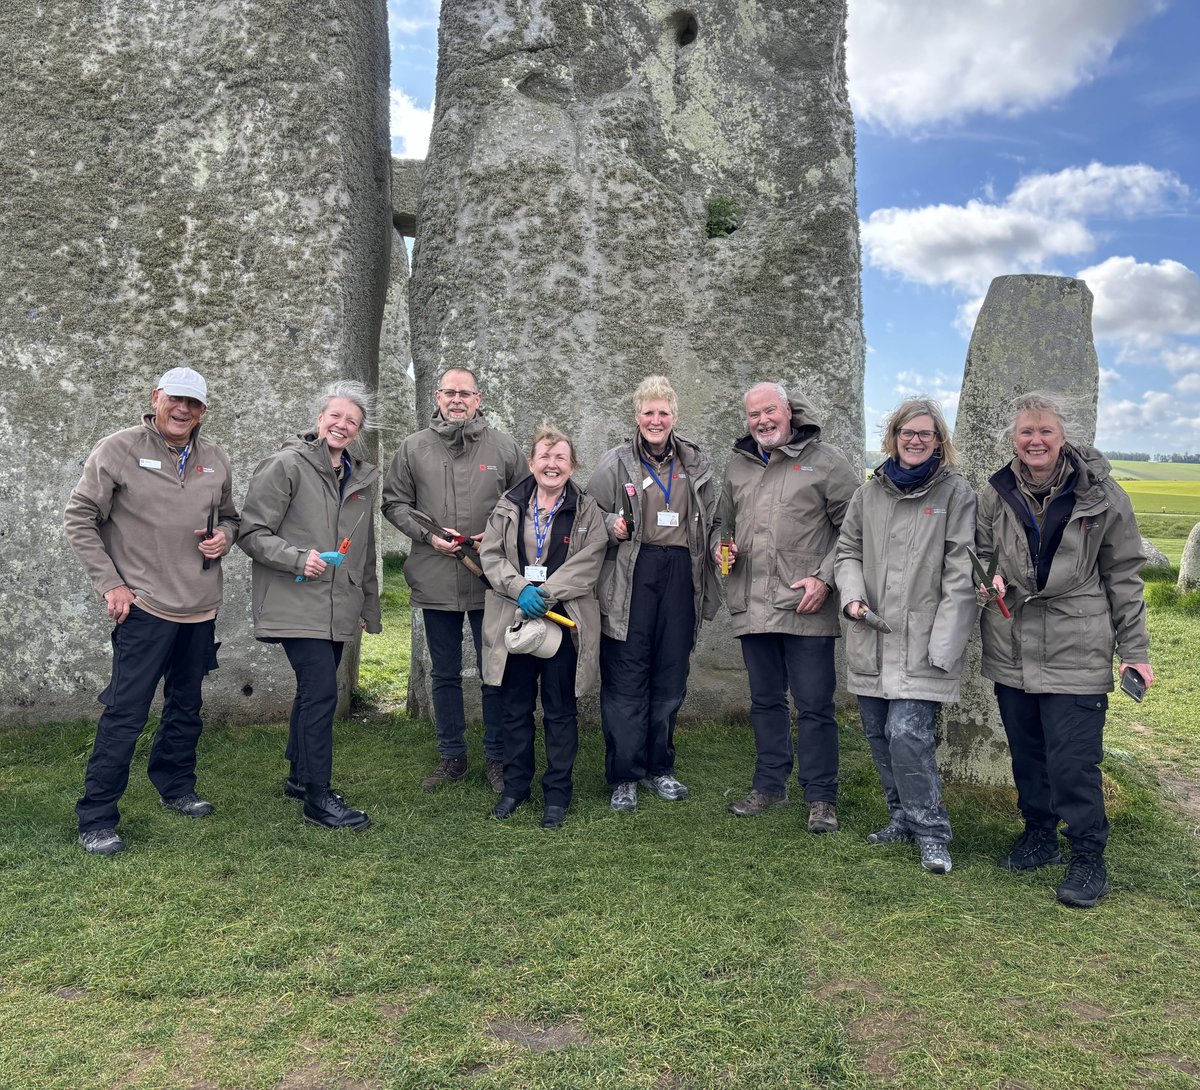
[518, 584, 550, 618]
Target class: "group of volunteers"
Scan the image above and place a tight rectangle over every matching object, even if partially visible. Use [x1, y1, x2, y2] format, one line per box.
[65, 365, 1154, 909]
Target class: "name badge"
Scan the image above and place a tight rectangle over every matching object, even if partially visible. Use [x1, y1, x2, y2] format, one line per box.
[524, 565, 548, 582]
[139, 458, 161, 469]
[658, 511, 680, 527]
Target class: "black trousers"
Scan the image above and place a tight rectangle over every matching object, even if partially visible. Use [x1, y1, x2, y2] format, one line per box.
[995, 683, 1109, 854]
[76, 606, 217, 832]
[281, 638, 345, 787]
[500, 637, 579, 808]
[599, 545, 695, 785]
[739, 633, 839, 802]
[423, 608, 505, 761]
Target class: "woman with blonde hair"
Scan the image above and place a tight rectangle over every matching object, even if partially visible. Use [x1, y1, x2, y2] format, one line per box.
[835, 397, 976, 873]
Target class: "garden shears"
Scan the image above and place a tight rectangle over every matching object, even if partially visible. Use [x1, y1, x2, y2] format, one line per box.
[968, 548, 1011, 618]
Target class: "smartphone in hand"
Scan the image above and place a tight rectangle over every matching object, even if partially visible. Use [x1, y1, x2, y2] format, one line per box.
[1119, 667, 1147, 703]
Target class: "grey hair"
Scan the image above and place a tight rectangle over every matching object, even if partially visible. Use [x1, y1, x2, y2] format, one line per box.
[313, 380, 376, 432]
[1001, 390, 1085, 445]
[743, 381, 789, 409]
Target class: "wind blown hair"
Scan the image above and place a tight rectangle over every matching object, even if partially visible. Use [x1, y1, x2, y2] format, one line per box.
[633, 375, 679, 418]
[881, 397, 957, 465]
[529, 422, 578, 468]
[312, 380, 376, 433]
[1001, 390, 1085, 446]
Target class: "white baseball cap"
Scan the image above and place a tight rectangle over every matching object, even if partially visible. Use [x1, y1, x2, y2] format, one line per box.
[156, 366, 208, 406]
[504, 617, 563, 659]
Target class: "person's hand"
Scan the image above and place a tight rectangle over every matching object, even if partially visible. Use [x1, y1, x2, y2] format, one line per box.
[303, 549, 328, 579]
[1120, 662, 1155, 688]
[196, 527, 228, 559]
[713, 540, 739, 568]
[792, 576, 829, 615]
[104, 585, 135, 624]
[613, 516, 629, 542]
[845, 599, 867, 620]
[469, 532, 484, 552]
[989, 574, 1007, 598]
[430, 528, 463, 556]
[518, 585, 550, 618]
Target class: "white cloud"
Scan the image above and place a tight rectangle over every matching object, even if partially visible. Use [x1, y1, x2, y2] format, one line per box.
[892, 370, 962, 420]
[1160, 343, 1200, 374]
[848, 0, 1165, 132]
[391, 89, 434, 159]
[1076, 256, 1200, 339]
[1174, 372, 1200, 396]
[1097, 388, 1200, 449]
[861, 163, 1186, 295]
[388, 0, 439, 36]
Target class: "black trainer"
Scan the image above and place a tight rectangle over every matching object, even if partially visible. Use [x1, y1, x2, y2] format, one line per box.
[303, 786, 370, 830]
[998, 826, 1063, 871]
[1056, 853, 1110, 909]
[160, 792, 216, 818]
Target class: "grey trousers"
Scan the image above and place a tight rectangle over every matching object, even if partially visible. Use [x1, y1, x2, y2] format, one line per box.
[858, 696, 951, 842]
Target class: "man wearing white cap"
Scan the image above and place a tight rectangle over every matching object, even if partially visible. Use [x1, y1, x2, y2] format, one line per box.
[65, 367, 240, 855]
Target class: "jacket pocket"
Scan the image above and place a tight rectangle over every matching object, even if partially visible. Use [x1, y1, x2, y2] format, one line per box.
[845, 619, 880, 676]
[904, 610, 945, 677]
[725, 564, 749, 614]
[771, 551, 823, 610]
[597, 551, 618, 616]
[1044, 597, 1114, 674]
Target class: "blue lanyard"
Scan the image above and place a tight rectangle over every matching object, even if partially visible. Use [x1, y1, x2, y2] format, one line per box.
[640, 457, 674, 509]
[532, 492, 563, 561]
[159, 432, 192, 480]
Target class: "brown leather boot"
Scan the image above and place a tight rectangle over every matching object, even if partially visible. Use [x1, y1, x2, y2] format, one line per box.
[421, 756, 468, 792]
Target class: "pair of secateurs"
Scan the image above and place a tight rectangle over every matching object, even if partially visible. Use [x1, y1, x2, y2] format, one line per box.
[968, 548, 1012, 618]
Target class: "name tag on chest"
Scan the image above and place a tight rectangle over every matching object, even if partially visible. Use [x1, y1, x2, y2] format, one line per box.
[139, 458, 162, 470]
[524, 565, 548, 582]
[657, 511, 680, 528]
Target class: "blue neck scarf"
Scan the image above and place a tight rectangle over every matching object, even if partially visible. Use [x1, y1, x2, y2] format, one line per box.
[879, 451, 941, 491]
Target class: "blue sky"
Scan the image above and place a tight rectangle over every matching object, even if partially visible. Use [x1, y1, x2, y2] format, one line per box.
[388, 0, 1199, 455]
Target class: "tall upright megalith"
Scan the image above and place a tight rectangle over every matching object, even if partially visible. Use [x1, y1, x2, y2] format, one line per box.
[945, 274, 1100, 783]
[411, 0, 864, 719]
[0, 2, 392, 726]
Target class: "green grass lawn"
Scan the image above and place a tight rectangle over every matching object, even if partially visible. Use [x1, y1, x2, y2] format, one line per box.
[2, 569, 1198, 1090]
[1108, 461, 1200, 483]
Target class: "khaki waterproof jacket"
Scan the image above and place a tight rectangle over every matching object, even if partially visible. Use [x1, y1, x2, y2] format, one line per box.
[480, 478, 607, 697]
[976, 444, 1149, 695]
[381, 411, 527, 611]
[585, 433, 720, 645]
[64, 416, 240, 617]
[718, 399, 859, 638]
[835, 462, 977, 702]
[237, 435, 382, 641]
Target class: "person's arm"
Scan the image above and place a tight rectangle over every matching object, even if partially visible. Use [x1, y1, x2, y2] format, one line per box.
[236, 457, 307, 576]
[814, 449, 861, 587]
[479, 504, 527, 601]
[582, 449, 628, 543]
[540, 502, 609, 603]
[833, 487, 868, 618]
[1099, 488, 1152, 683]
[63, 441, 126, 598]
[360, 509, 383, 634]
[928, 481, 979, 670]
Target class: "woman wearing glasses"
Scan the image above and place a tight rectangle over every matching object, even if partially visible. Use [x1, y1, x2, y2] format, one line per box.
[834, 398, 976, 873]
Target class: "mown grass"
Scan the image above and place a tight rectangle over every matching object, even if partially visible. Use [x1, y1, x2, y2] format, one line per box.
[1109, 461, 1200, 484]
[1, 570, 1198, 1089]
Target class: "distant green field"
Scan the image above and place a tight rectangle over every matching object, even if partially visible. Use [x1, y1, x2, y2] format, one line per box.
[1108, 459, 1200, 482]
[1119, 479, 1200, 518]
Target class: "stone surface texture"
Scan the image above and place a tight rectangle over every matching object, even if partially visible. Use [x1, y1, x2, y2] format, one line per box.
[410, 0, 864, 722]
[1179, 523, 1200, 593]
[946, 275, 1100, 784]
[1, 0, 392, 726]
[1140, 538, 1171, 569]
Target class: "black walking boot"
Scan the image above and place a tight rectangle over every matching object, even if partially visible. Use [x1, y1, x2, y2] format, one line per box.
[1056, 852, 1110, 909]
[303, 784, 370, 830]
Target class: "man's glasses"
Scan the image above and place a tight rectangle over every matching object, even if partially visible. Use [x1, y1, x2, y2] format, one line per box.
[437, 388, 480, 399]
[898, 429, 936, 442]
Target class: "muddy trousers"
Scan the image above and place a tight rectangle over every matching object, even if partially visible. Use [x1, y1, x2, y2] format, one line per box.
[76, 607, 216, 832]
[995, 684, 1109, 854]
[857, 696, 951, 842]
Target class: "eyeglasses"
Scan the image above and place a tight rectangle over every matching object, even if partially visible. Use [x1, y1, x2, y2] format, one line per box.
[437, 388, 480, 399]
[898, 429, 936, 442]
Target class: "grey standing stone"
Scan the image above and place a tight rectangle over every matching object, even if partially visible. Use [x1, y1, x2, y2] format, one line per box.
[1178, 523, 1200, 593]
[0, 1, 392, 726]
[410, 0, 864, 722]
[944, 275, 1100, 784]
[1141, 538, 1171, 569]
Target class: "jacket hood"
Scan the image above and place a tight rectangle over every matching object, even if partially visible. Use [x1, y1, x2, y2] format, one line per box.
[430, 408, 490, 456]
[284, 433, 373, 479]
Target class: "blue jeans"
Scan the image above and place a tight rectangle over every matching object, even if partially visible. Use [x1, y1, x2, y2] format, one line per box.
[76, 606, 217, 832]
[423, 608, 504, 760]
[858, 696, 950, 842]
[739, 633, 838, 802]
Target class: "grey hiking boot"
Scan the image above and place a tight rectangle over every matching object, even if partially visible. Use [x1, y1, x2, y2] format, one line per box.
[78, 828, 125, 856]
[640, 774, 688, 801]
[1056, 853, 1110, 908]
[917, 838, 953, 874]
[866, 819, 912, 845]
[160, 792, 215, 818]
[485, 758, 505, 795]
[999, 826, 1063, 871]
[421, 756, 468, 792]
[807, 801, 838, 834]
[610, 782, 638, 813]
[729, 789, 788, 817]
